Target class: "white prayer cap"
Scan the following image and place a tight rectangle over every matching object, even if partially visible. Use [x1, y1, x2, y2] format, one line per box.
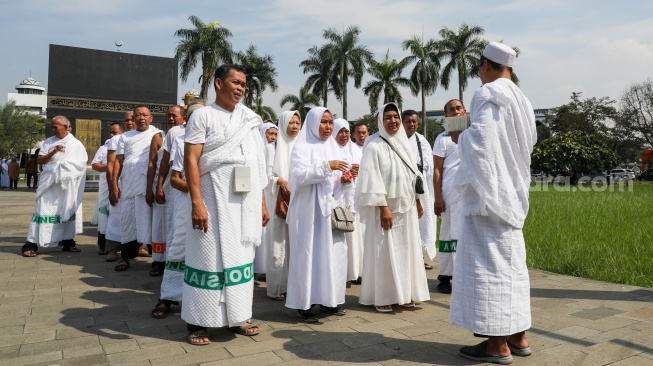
[482, 42, 516, 67]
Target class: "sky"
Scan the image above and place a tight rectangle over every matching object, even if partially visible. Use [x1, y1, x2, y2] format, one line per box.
[2, 0, 653, 121]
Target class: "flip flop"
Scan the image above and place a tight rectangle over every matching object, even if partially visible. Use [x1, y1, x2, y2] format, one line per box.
[187, 329, 211, 345]
[22, 250, 37, 258]
[507, 340, 532, 357]
[375, 305, 394, 313]
[459, 340, 513, 365]
[230, 323, 259, 336]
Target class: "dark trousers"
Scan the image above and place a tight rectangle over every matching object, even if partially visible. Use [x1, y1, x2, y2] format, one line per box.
[121, 240, 140, 260]
[97, 233, 106, 251]
[9, 179, 17, 189]
[27, 173, 38, 188]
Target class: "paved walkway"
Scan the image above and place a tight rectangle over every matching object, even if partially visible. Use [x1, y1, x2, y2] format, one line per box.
[1, 189, 652, 366]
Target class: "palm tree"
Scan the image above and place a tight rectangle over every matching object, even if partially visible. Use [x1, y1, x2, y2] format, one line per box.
[252, 97, 277, 122]
[402, 35, 441, 136]
[279, 86, 320, 120]
[322, 25, 373, 119]
[174, 16, 233, 101]
[235, 44, 278, 107]
[363, 50, 411, 113]
[438, 23, 486, 104]
[299, 46, 333, 107]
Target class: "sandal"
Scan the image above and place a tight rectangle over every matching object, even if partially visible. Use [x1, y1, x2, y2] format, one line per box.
[114, 259, 130, 271]
[105, 252, 118, 262]
[151, 299, 177, 319]
[424, 263, 433, 270]
[459, 340, 513, 365]
[23, 250, 37, 258]
[98, 249, 109, 255]
[230, 322, 259, 336]
[375, 305, 394, 313]
[138, 246, 151, 257]
[269, 293, 286, 301]
[400, 301, 416, 308]
[62, 246, 81, 253]
[187, 329, 211, 346]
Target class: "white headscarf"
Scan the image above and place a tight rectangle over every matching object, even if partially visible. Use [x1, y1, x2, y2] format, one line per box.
[272, 111, 301, 180]
[259, 121, 278, 145]
[289, 107, 346, 216]
[332, 118, 362, 165]
[355, 103, 419, 213]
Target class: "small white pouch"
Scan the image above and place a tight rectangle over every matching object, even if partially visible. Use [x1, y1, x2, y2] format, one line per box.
[233, 165, 251, 193]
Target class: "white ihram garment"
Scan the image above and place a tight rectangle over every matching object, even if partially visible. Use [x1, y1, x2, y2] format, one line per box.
[181, 103, 266, 328]
[27, 134, 87, 246]
[117, 126, 159, 244]
[92, 144, 109, 234]
[450, 78, 536, 336]
[433, 132, 461, 276]
[151, 132, 167, 262]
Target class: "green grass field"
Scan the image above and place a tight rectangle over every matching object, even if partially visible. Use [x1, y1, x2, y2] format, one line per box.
[524, 182, 653, 288]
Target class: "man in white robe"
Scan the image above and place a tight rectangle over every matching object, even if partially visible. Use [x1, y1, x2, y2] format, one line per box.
[106, 112, 135, 262]
[22, 116, 87, 257]
[183, 64, 269, 345]
[91, 122, 123, 255]
[285, 107, 352, 322]
[402, 110, 437, 267]
[433, 99, 466, 294]
[352, 122, 369, 151]
[147, 105, 186, 277]
[356, 103, 430, 312]
[450, 42, 537, 364]
[114, 106, 160, 271]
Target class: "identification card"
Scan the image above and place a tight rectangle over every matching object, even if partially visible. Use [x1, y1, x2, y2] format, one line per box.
[233, 165, 251, 193]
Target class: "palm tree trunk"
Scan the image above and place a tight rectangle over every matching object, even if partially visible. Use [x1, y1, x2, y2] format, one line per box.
[342, 83, 348, 120]
[421, 85, 427, 137]
[458, 69, 464, 105]
[323, 84, 328, 107]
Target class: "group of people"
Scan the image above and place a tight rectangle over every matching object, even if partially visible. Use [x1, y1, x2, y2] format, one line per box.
[20, 42, 536, 365]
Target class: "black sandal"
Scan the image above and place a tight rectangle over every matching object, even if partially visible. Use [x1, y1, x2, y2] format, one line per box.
[62, 246, 81, 253]
[114, 259, 130, 271]
[98, 249, 109, 255]
[151, 299, 178, 319]
[23, 250, 37, 258]
[150, 261, 164, 277]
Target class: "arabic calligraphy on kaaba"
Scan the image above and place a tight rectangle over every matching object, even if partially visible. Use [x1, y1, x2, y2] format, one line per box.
[47, 96, 169, 114]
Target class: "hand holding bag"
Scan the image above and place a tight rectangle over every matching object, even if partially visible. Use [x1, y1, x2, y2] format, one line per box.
[275, 189, 290, 219]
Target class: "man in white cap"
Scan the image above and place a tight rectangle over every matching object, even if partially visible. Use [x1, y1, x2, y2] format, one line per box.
[450, 42, 536, 364]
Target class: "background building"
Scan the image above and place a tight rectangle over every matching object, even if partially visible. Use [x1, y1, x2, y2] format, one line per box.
[6, 76, 47, 115]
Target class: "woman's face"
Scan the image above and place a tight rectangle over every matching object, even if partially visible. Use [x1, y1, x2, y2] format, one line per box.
[336, 128, 350, 146]
[286, 114, 301, 138]
[382, 109, 401, 135]
[318, 112, 334, 140]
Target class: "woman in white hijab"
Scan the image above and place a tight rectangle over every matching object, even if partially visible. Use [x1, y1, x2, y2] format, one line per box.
[285, 107, 352, 322]
[332, 118, 365, 284]
[254, 121, 279, 278]
[265, 111, 301, 300]
[356, 103, 430, 312]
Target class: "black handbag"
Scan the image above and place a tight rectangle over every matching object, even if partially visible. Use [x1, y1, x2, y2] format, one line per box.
[379, 136, 425, 195]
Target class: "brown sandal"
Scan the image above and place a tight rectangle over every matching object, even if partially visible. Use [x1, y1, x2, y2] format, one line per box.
[114, 259, 130, 271]
[230, 322, 259, 336]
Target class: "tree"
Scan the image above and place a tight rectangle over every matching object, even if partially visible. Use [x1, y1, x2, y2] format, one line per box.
[252, 97, 277, 122]
[438, 24, 486, 104]
[402, 35, 441, 136]
[617, 78, 653, 147]
[235, 44, 278, 107]
[0, 101, 46, 157]
[322, 25, 373, 119]
[546, 92, 616, 136]
[300, 46, 333, 107]
[362, 50, 410, 113]
[279, 86, 320, 120]
[531, 131, 620, 184]
[174, 16, 233, 101]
